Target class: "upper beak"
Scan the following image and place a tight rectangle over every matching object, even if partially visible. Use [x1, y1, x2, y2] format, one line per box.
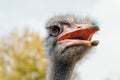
[57, 25, 99, 41]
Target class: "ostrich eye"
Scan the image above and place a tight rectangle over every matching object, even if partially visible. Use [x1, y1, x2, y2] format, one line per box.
[49, 25, 61, 36]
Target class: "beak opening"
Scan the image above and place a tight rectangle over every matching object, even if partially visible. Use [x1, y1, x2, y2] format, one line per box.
[57, 27, 99, 47]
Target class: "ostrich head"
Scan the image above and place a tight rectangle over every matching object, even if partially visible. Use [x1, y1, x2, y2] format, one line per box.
[45, 14, 99, 64]
[45, 14, 99, 80]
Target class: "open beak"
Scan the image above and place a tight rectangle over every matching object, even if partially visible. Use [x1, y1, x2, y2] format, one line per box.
[57, 26, 99, 47]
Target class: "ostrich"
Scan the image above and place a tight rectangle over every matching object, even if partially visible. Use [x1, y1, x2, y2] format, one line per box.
[45, 14, 99, 80]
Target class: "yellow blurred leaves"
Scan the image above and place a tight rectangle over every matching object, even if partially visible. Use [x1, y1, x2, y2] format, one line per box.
[0, 29, 46, 80]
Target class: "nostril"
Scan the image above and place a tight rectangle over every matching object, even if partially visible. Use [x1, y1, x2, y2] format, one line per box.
[76, 26, 82, 29]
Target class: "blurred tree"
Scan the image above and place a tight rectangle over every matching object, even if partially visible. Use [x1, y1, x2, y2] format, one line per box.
[0, 29, 47, 80]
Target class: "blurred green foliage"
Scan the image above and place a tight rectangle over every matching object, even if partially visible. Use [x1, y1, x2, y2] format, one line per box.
[0, 29, 47, 80]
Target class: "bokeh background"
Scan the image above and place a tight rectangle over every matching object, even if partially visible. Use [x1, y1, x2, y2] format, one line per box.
[0, 0, 120, 80]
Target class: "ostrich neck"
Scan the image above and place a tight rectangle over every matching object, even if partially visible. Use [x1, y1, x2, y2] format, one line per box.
[46, 59, 75, 80]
